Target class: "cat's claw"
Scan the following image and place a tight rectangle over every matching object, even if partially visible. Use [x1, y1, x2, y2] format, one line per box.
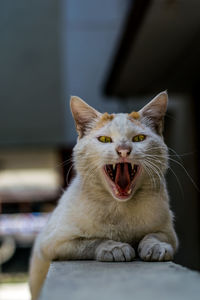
[95, 240, 135, 262]
[138, 241, 174, 261]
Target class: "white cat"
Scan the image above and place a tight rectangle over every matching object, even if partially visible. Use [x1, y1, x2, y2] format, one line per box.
[29, 91, 178, 300]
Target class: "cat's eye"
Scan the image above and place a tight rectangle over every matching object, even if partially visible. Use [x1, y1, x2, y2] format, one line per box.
[132, 134, 146, 142]
[98, 136, 112, 143]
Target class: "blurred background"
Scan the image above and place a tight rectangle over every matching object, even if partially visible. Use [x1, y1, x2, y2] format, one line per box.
[0, 0, 200, 299]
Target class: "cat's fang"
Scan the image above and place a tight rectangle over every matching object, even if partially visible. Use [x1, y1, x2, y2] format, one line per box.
[113, 164, 116, 170]
[131, 164, 134, 170]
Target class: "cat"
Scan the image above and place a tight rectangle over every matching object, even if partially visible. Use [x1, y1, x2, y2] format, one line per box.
[29, 91, 178, 300]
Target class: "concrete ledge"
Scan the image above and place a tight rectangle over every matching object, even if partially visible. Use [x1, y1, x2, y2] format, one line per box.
[40, 261, 200, 300]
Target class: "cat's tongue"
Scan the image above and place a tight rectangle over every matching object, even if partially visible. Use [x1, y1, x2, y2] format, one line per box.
[115, 163, 130, 191]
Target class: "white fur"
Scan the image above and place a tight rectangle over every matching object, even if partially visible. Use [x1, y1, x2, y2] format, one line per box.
[29, 92, 178, 300]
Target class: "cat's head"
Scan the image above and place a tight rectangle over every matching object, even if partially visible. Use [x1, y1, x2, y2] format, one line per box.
[71, 92, 168, 202]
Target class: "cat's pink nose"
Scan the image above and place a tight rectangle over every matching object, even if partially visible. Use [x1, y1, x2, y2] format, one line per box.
[116, 145, 132, 158]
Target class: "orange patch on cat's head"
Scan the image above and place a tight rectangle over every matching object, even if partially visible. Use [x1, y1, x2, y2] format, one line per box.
[128, 111, 143, 127]
[129, 111, 140, 120]
[93, 112, 114, 130]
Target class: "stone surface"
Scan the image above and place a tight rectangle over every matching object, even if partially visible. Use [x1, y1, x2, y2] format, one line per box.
[40, 261, 200, 300]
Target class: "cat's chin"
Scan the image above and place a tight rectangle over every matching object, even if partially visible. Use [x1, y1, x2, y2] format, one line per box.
[108, 183, 138, 202]
[103, 163, 141, 202]
[110, 191, 134, 202]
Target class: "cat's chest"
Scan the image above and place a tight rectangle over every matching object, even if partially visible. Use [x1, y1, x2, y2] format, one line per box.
[75, 201, 154, 243]
[98, 219, 137, 243]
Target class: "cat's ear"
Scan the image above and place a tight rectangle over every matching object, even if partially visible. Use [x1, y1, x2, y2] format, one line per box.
[139, 91, 168, 135]
[70, 96, 101, 138]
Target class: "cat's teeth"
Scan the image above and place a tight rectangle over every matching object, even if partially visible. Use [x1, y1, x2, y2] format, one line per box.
[131, 164, 134, 170]
[113, 164, 116, 170]
[128, 189, 131, 194]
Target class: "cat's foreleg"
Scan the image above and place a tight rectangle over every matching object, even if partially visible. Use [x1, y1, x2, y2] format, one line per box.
[49, 239, 136, 262]
[95, 240, 135, 262]
[138, 230, 178, 262]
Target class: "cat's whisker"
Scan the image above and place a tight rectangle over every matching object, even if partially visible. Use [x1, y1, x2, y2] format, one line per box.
[167, 166, 184, 198]
[80, 164, 102, 186]
[142, 155, 167, 167]
[168, 152, 195, 157]
[144, 158, 166, 175]
[142, 164, 157, 190]
[142, 162, 158, 189]
[143, 165, 162, 190]
[146, 154, 199, 192]
[57, 157, 73, 168]
[167, 157, 199, 192]
[66, 164, 74, 185]
[144, 161, 162, 191]
[146, 146, 167, 151]
[145, 145, 195, 160]
[142, 159, 164, 189]
[167, 147, 183, 162]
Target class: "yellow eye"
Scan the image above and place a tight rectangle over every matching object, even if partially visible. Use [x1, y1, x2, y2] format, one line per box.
[132, 134, 146, 142]
[98, 136, 112, 143]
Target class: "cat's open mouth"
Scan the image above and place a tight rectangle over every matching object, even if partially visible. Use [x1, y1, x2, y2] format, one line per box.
[103, 163, 140, 201]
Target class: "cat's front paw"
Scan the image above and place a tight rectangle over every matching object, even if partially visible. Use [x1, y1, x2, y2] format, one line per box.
[138, 241, 174, 262]
[95, 240, 135, 262]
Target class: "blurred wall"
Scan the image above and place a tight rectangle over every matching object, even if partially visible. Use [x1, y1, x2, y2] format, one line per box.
[0, 0, 66, 146]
